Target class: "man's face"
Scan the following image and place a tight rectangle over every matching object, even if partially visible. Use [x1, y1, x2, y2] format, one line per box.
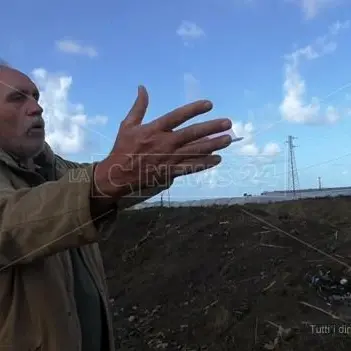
[0, 67, 45, 160]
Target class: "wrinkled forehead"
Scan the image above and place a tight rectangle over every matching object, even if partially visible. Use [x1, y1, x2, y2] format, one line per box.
[0, 67, 39, 98]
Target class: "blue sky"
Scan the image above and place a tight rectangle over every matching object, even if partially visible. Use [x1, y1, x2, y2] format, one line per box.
[1, 0, 351, 201]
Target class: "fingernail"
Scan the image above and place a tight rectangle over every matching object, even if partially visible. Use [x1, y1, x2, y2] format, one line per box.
[204, 101, 212, 109]
[224, 135, 232, 144]
[222, 119, 232, 128]
[213, 155, 222, 163]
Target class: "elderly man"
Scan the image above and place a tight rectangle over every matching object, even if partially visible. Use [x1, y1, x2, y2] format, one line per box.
[0, 65, 232, 350]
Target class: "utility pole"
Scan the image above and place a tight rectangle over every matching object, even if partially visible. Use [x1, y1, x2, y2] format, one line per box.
[318, 176, 322, 190]
[286, 135, 299, 196]
[167, 188, 171, 207]
[160, 192, 164, 207]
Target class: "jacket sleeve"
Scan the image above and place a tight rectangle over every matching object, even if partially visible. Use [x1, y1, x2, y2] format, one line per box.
[56, 156, 171, 210]
[0, 163, 100, 268]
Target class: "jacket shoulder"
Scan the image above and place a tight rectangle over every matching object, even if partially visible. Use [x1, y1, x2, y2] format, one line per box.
[54, 155, 91, 174]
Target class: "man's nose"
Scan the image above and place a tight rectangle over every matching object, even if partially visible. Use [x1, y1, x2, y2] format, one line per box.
[27, 99, 43, 116]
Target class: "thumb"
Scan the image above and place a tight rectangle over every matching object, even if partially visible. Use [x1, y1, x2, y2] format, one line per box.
[124, 85, 149, 126]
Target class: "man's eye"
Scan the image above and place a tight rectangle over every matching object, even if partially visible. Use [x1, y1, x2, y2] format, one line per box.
[9, 93, 26, 101]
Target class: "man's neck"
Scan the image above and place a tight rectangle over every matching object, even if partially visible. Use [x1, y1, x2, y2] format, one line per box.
[7, 152, 36, 171]
[19, 158, 36, 171]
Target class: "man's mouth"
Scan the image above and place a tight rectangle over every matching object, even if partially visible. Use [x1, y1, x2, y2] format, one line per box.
[27, 120, 45, 136]
[30, 121, 45, 129]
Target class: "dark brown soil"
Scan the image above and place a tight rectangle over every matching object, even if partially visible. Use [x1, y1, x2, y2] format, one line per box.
[100, 196, 351, 350]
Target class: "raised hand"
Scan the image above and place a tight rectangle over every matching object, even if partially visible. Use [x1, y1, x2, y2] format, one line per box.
[93, 86, 232, 198]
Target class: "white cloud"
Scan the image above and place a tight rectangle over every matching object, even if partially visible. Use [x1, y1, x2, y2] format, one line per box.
[176, 21, 205, 45]
[183, 73, 201, 102]
[31, 68, 107, 154]
[279, 20, 349, 124]
[288, 0, 342, 19]
[183, 120, 281, 190]
[262, 142, 281, 157]
[55, 39, 98, 58]
[239, 143, 259, 156]
[302, 0, 334, 19]
[196, 167, 218, 189]
[325, 105, 339, 123]
[182, 74, 275, 157]
[231, 121, 281, 158]
[329, 19, 350, 34]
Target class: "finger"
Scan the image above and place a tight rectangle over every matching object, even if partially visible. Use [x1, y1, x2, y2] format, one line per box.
[123, 85, 149, 126]
[187, 136, 211, 145]
[174, 135, 232, 161]
[172, 155, 222, 177]
[172, 118, 232, 146]
[150, 100, 213, 131]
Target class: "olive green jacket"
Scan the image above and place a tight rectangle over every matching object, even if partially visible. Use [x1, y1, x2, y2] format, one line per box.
[0, 143, 166, 351]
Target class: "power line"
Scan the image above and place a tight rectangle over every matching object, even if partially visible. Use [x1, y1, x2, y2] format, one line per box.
[275, 151, 351, 178]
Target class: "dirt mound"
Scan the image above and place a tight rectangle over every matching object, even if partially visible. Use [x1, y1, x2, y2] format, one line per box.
[100, 197, 351, 350]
